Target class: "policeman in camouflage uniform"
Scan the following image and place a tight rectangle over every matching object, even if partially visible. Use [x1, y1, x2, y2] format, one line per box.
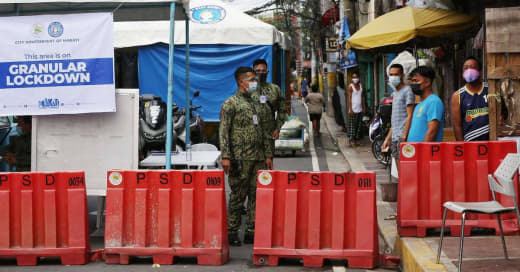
[2, 116, 31, 171]
[251, 59, 287, 151]
[219, 67, 273, 246]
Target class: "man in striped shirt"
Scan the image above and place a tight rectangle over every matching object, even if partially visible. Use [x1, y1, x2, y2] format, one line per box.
[450, 56, 489, 142]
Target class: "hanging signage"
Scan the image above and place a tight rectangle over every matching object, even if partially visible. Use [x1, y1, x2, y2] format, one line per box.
[326, 37, 338, 52]
[339, 16, 358, 69]
[0, 13, 115, 116]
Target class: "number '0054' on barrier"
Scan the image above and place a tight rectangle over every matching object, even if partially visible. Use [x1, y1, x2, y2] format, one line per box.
[0, 172, 90, 266]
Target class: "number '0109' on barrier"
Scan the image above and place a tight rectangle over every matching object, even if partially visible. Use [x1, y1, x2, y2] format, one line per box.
[254, 171, 378, 268]
[104, 170, 229, 265]
[0, 172, 89, 265]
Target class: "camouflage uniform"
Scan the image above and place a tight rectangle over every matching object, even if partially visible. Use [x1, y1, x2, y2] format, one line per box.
[251, 82, 287, 151]
[219, 90, 272, 234]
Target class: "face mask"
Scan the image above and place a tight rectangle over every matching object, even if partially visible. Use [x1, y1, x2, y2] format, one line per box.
[257, 73, 267, 83]
[463, 68, 480, 83]
[411, 83, 423, 96]
[352, 78, 360, 84]
[246, 81, 258, 94]
[389, 76, 401, 87]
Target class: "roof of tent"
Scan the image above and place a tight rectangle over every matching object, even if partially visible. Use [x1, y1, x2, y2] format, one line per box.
[0, 1, 189, 21]
[114, 0, 291, 50]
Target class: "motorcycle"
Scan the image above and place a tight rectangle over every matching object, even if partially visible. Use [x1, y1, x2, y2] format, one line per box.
[172, 90, 205, 150]
[138, 94, 178, 158]
[139, 91, 206, 158]
[369, 97, 393, 166]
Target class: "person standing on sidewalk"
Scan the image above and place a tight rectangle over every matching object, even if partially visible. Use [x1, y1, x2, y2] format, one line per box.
[347, 72, 366, 147]
[219, 67, 273, 246]
[301, 76, 310, 98]
[305, 84, 325, 136]
[251, 59, 287, 150]
[382, 64, 415, 169]
[407, 66, 444, 142]
[450, 56, 489, 142]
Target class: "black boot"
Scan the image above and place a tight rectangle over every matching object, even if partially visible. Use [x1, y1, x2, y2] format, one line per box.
[228, 232, 242, 246]
[243, 231, 254, 244]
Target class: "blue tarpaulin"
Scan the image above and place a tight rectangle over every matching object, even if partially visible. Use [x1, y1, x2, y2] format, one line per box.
[138, 43, 273, 122]
[339, 16, 357, 69]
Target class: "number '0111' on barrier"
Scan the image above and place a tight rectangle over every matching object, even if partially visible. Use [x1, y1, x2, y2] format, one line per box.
[253, 171, 378, 268]
[0, 172, 90, 265]
[398, 141, 519, 237]
[104, 170, 229, 265]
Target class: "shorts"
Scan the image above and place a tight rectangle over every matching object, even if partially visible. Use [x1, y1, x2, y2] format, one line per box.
[391, 139, 402, 159]
[309, 113, 322, 121]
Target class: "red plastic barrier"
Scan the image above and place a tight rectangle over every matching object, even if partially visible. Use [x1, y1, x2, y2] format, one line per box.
[253, 171, 378, 268]
[0, 171, 90, 265]
[398, 141, 519, 237]
[104, 170, 229, 265]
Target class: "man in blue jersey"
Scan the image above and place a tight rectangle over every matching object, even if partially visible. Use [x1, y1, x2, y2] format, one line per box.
[407, 66, 444, 142]
[450, 56, 489, 142]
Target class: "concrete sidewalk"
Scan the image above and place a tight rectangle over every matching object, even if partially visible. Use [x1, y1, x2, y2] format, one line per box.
[323, 114, 520, 272]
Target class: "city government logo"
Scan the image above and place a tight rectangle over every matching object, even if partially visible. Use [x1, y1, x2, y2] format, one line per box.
[190, 5, 226, 24]
[48, 21, 64, 37]
[32, 24, 43, 37]
[109, 172, 123, 186]
[402, 144, 416, 159]
[258, 171, 272, 186]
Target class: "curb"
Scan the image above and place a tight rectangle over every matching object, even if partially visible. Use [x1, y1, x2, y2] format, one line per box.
[399, 237, 448, 272]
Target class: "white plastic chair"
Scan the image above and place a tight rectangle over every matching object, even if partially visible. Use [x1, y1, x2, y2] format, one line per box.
[436, 153, 520, 272]
[190, 143, 218, 151]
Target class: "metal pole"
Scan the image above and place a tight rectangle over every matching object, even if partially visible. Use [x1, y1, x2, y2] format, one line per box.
[414, 43, 419, 68]
[165, 2, 176, 169]
[281, 50, 286, 96]
[185, 13, 191, 161]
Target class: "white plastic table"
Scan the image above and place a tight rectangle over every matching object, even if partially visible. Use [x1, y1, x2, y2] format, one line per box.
[139, 151, 221, 169]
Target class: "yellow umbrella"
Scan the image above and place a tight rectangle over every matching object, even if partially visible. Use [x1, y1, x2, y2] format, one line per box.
[346, 6, 477, 51]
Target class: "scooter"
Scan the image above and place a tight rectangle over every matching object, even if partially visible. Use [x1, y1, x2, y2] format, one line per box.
[173, 91, 205, 150]
[138, 95, 184, 158]
[369, 97, 392, 166]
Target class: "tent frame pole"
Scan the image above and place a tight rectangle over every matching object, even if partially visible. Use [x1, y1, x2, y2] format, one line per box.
[185, 12, 191, 161]
[165, 2, 176, 169]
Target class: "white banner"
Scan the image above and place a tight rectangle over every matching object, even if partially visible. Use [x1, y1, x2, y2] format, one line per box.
[0, 13, 115, 116]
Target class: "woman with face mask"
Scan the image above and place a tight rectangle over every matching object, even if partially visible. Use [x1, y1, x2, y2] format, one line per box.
[347, 72, 366, 147]
[450, 56, 489, 142]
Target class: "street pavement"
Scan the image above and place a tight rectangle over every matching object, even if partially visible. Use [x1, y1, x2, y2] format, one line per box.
[0, 98, 396, 272]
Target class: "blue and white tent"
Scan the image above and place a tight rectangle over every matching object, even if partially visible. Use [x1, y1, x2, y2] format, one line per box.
[114, 0, 290, 121]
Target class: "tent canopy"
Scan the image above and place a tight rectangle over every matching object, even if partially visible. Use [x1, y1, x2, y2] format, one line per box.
[129, 0, 290, 122]
[0, 1, 189, 21]
[114, 0, 290, 50]
[346, 6, 477, 51]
